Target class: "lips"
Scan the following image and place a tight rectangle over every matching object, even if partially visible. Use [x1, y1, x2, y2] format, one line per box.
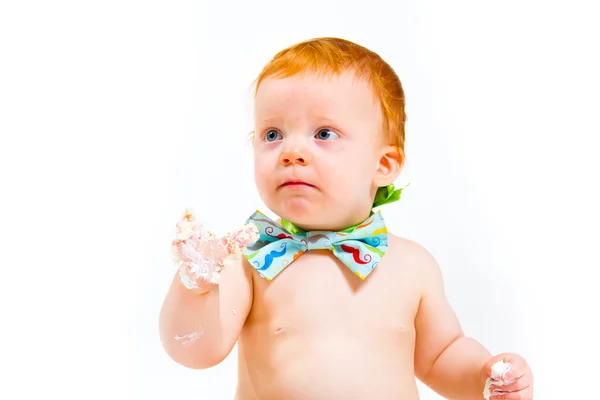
[280, 180, 316, 188]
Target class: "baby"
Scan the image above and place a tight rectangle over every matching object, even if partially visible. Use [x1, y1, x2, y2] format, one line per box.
[159, 37, 533, 400]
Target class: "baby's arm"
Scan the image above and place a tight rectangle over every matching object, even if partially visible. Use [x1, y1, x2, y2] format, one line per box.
[159, 257, 253, 369]
[412, 246, 492, 400]
[158, 212, 256, 369]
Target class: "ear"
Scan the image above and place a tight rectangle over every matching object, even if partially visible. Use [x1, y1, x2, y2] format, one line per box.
[373, 146, 404, 187]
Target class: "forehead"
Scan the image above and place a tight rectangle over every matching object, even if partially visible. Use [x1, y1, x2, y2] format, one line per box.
[254, 71, 381, 122]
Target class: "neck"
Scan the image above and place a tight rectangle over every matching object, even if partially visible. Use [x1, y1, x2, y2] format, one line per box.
[282, 209, 373, 234]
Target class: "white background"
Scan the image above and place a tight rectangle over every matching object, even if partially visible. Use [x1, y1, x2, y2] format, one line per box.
[1, 0, 599, 399]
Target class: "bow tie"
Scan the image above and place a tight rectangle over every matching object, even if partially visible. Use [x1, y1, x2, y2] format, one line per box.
[243, 211, 389, 281]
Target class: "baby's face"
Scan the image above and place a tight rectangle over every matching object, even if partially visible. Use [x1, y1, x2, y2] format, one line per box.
[253, 71, 386, 231]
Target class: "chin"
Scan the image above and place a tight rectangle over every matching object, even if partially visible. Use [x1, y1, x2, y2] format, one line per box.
[267, 197, 320, 226]
[279, 202, 315, 222]
[280, 206, 346, 232]
[262, 192, 363, 231]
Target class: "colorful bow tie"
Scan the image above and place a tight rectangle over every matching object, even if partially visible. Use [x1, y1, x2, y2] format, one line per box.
[244, 211, 389, 280]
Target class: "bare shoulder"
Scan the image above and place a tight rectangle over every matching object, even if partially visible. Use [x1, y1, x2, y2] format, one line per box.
[386, 233, 444, 294]
[387, 233, 438, 266]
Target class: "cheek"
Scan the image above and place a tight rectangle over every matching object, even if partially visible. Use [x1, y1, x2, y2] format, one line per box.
[323, 144, 377, 178]
[253, 159, 265, 180]
[317, 154, 371, 193]
[253, 153, 274, 186]
[253, 148, 267, 168]
[336, 159, 378, 198]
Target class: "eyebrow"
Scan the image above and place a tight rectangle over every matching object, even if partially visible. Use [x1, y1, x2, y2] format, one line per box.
[314, 116, 337, 124]
[257, 115, 338, 124]
[258, 116, 282, 124]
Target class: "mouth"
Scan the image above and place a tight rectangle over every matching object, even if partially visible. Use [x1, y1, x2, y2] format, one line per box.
[279, 180, 316, 188]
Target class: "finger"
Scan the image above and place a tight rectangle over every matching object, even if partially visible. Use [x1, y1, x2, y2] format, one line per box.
[496, 355, 530, 383]
[485, 354, 528, 383]
[483, 358, 511, 383]
[207, 239, 232, 262]
[490, 385, 533, 400]
[489, 371, 531, 393]
[177, 240, 205, 263]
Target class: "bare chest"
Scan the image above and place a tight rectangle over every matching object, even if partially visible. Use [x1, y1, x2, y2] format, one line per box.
[247, 249, 420, 332]
[237, 249, 422, 400]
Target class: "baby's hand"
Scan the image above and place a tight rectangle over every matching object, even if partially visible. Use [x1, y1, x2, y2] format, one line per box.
[171, 209, 258, 292]
[482, 353, 533, 400]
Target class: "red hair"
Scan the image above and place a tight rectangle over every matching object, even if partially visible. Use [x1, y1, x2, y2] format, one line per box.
[253, 37, 406, 155]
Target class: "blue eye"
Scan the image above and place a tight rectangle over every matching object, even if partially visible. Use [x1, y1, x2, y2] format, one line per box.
[315, 128, 339, 140]
[264, 130, 282, 142]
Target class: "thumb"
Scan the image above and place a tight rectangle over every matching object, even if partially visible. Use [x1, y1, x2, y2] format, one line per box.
[484, 353, 526, 383]
[483, 355, 512, 381]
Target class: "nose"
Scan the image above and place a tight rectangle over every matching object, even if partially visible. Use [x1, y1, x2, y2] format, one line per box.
[280, 148, 310, 166]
